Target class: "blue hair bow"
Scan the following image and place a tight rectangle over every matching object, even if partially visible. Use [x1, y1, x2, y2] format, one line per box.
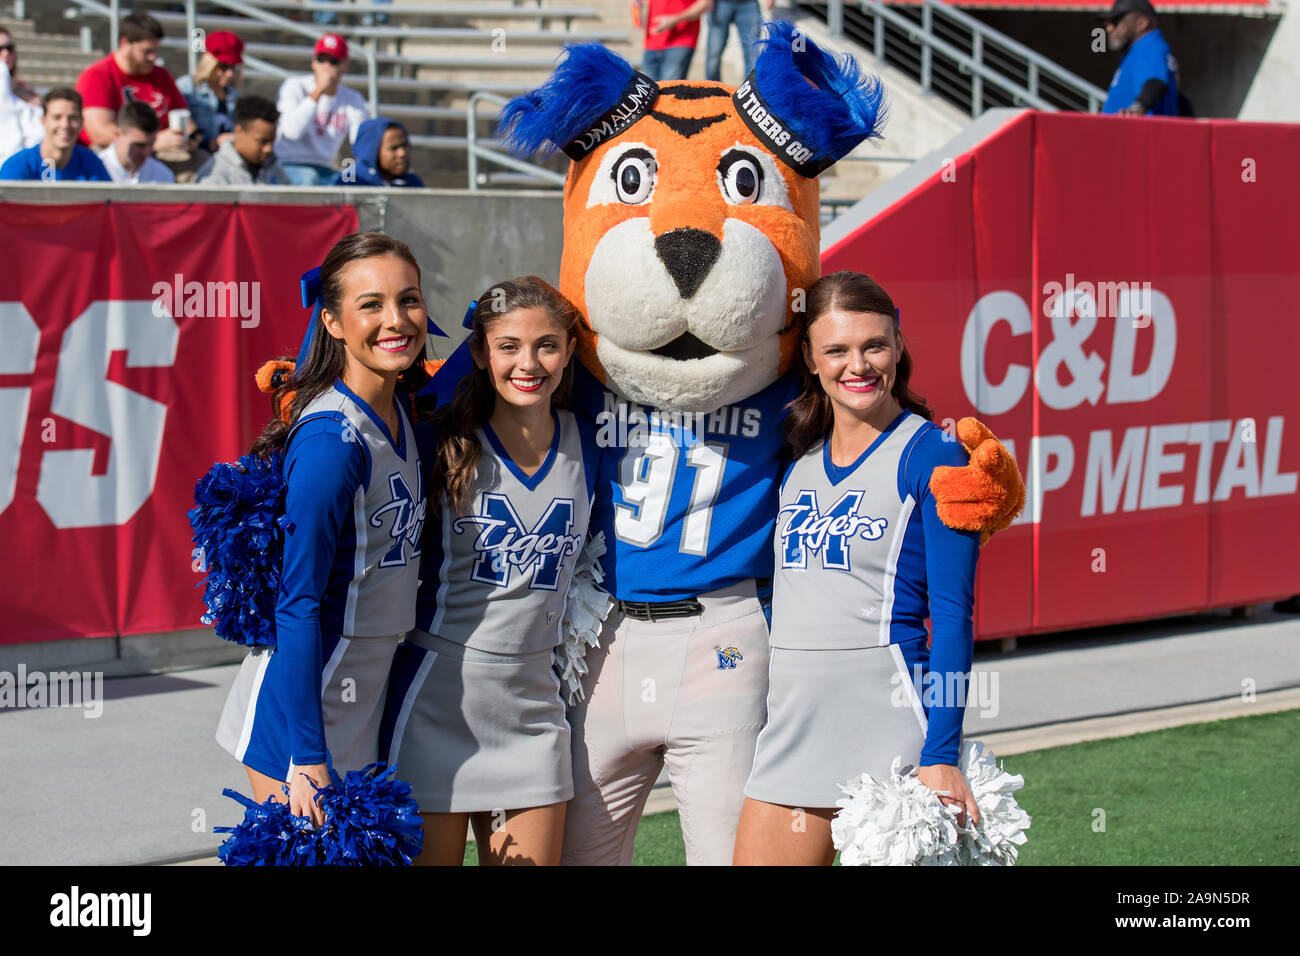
[416, 298, 478, 408]
[293, 265, 448, 373]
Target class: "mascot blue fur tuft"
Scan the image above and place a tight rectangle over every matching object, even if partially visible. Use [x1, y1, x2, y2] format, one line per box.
[497, 43, 638, 158]
[752, 20, 887, 161]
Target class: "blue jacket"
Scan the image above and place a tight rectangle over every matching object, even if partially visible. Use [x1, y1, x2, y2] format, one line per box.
[1102, 30, 1179, 116]
[333, 117, 424, 187]
[177, 74, 240, 151]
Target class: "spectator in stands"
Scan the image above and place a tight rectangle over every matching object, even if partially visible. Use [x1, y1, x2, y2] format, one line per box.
[0, 26, 42, 107]
[177, 30, 243, 154]
[1098, 0, 1180, 117]
[0, 60, 43, 166]
[195, 94, 289, 185]
[96, 101, 176, 184]
[76, 11, 191, 154]
[275, 33, 368, 186]
[704, 0, 773, 83]
[0, 88, 110, 182]
[334, 117, 423, 187]
[639, 1, 714, 81]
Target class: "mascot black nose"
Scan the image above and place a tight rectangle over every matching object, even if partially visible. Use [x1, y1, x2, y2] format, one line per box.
[655, 228, 721, 300]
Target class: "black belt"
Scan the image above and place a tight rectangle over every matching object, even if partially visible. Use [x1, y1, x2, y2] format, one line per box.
[617, 598, 703, 622]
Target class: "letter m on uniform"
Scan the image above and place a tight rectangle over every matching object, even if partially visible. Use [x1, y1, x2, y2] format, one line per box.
[472, 494, 576, 590]
[781, 489, 863, 571]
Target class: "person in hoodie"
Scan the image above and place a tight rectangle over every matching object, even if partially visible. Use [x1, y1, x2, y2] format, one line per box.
[334, 118, 424, 188]
[195, 95, 289, 186]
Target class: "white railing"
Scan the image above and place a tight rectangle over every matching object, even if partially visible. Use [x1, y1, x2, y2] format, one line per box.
[466, 90, 565, 189]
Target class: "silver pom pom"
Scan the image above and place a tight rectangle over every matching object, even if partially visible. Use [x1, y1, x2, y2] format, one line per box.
[554, 532, 615, 705]
[831, 740, 1031, 866]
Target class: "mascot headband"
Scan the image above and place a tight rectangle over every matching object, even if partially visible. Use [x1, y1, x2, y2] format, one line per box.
[732, 75, 835, 178]
[562, 71, 659, 161]
[295, 263, 447, 373]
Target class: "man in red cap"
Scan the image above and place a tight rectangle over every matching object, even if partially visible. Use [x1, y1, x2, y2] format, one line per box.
[275, 33, 369, 185]
[75, 11, 191, 152]
[177, 30, 245, 154]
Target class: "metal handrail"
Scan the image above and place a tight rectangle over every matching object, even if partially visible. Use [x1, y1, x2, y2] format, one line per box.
[918, 0, 1105, 112]
[859, 0, 1059, 112]
[817, 0, 1106, 115]
[466, 91, 565, 190]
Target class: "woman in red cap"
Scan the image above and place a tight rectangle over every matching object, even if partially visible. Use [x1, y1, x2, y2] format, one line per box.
[177, 30, 244, 154]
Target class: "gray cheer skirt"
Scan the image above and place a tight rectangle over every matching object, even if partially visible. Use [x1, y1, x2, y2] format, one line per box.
[744, 643, 931, 809]
[381, 629, 573, 813]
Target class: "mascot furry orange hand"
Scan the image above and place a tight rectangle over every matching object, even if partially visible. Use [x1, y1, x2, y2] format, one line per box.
[495, 23, 1023, 866]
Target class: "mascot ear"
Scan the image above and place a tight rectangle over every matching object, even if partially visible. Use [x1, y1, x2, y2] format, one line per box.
[745, 20, 887, 174]
[497, 43, 650, 159]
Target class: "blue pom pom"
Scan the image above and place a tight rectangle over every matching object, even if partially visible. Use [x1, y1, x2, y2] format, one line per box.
[188, 452, 285, 647]
[497, 43, 637, 158]
[752, 20, 887, 163]
[214, 763, 424, 866]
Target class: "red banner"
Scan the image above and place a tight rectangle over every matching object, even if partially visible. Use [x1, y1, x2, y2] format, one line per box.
[823, 111, 1300, 639]
[0, 202, 358, 644]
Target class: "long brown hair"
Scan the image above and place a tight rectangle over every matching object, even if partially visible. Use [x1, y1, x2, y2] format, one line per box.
[431, 275, 582, 516]
[785, 271, 933, 460]
[249, 232, 423, 457]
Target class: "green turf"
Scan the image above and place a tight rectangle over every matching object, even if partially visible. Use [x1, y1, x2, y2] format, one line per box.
[1007, 708, 1300, 866]
[454, 709, 1299, 865]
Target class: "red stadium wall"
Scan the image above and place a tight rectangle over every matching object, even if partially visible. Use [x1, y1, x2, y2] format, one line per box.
[0, 202, 358, 645]
[822, 110, 1300, 640]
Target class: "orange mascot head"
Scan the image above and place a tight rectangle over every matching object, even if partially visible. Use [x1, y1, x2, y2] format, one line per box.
[498, 23, 885, 412]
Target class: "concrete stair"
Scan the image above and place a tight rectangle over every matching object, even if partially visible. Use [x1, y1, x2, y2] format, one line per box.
[0, 16, 99, 88]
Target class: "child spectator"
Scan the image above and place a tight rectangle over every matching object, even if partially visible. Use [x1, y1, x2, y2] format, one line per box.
[334, 118, 423, 187]
[195, 94, 289, 185]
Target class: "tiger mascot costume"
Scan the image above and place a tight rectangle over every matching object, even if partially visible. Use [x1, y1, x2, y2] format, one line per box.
[483, 22, 1022, 865]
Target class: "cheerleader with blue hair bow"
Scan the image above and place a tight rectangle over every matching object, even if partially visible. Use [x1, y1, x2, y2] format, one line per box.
[213, 232, 432, 827]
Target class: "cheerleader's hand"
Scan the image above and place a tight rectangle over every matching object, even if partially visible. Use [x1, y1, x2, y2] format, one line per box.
[288, 763, 330, 827]
[917, 763, 981, 829]
[929, 418, 1025, 546]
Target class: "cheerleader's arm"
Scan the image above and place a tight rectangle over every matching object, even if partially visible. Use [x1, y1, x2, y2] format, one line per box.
[908, 428, 980, 767]
[274, 420, 367, 768]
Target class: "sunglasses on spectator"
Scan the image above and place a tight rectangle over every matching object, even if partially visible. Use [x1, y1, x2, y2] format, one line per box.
[315, 54, 341, 66]
[0, 44, 15, 53]
[214, 61, 238, 71]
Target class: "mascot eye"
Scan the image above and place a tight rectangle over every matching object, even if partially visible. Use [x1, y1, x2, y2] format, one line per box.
[612, 149, 656, 204]
[718, 152, 763, 205]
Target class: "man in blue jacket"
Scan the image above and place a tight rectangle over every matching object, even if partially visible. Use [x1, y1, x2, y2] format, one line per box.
[334, 118, 424, 187]
[1099, 0, 1180, 116]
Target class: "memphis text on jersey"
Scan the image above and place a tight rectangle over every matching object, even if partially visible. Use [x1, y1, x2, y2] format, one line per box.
[596, 392, 761, 448]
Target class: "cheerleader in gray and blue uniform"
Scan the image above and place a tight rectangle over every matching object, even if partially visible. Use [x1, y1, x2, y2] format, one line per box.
[382, 276, 600, 866]
[734, 271, 983, 865]
[215, 233, 428, 826]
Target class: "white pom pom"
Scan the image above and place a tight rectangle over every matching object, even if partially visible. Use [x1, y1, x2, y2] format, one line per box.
[554, 532, 615, 705]
[831, 741, 1031, 866]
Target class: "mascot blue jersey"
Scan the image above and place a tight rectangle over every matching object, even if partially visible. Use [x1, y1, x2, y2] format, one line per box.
[573, 364, 800, 602]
